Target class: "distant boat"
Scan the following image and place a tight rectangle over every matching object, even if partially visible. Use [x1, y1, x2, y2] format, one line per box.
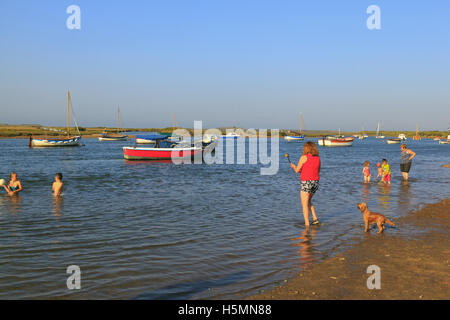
[438, 134, 450, 144]
[135, 134, 157, 144]
[221, 132, 241, 139]
[358, 127, 368, 140]
[375, 122, 385, 139]
[284, 113, 305, 141]
[318, 136, 354, 147]
[99, 107, 128, 141]
[413, 124, 421, 140]
[398, 134, 407, 140]
[386, 138, 401, 144]
[29, 90, 81, 147]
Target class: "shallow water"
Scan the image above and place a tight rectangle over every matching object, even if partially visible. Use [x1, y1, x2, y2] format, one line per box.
[0, 137, 448, 299]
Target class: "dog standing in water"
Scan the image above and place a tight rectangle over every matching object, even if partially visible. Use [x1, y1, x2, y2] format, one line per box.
[357, 202, 395, 233]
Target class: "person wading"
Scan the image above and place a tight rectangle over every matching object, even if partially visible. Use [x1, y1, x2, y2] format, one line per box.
[400, 144, 416, 181]
[290, 141, 321, 227]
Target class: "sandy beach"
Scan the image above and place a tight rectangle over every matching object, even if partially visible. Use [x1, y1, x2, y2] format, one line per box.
[249, 197, 450, 300]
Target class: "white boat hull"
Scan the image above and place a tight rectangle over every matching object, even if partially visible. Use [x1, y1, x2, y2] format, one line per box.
[284, 135, 304, 141]
[31, 136, 81, 147]
[98, 136, 128, 141]
[318, 137, 353, 147]
[136, 138, 155, 144]
[386, 139, 401, 144]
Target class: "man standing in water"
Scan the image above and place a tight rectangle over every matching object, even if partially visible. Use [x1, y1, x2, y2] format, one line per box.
[400, 144, 416, 181]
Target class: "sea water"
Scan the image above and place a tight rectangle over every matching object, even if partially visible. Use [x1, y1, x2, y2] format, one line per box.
[0, 137, 448, 299]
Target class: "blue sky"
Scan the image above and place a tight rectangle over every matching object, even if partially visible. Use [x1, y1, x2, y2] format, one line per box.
[0, 1, 449, 130]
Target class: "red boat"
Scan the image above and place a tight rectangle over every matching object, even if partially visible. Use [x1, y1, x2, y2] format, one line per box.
[123, 134, 216, 161]
[123, 146, 202, 160]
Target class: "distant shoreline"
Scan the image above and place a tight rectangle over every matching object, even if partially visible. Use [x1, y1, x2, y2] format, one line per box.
[0, 125, 448, 140]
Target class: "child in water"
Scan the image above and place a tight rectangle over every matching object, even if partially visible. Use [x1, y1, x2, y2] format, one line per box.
[376, 163, 382, 181]
[2, 172, 23, 196]
[52, 173, 64, 196]
[381, 159, 391, 185]
[362, 161, 371, 183]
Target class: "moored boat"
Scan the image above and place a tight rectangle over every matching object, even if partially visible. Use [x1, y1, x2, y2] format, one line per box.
[386, 138, 401, 144]
[357, 127, 368, 140]
[284, 113, 305, 141]
[438, 134, 450, 144]
[123, 135, 217, 161]
[398, 133, 407, 140]
[29, 90, 81, 147]
[135, 134, 157, 144]
[99, 107, 128, 141]
[284, 135, 305, 141]
[318, 136, 354, 147]
[99, 134, 128, 141]
[413, 124, 421, 140]
[375, 122, 385, 139]
[221, 132, 241, 139]
[30, 136, 81, 147]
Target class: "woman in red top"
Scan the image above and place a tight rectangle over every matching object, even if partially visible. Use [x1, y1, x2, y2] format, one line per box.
[290, 141, 321, 226]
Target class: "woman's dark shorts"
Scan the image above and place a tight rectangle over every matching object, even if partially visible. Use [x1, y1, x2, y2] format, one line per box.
[301, 180, 319, 194]
[400, 162, 412, 173]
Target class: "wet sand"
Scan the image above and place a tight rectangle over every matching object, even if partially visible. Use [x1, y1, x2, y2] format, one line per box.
[249, 198, 450, 300]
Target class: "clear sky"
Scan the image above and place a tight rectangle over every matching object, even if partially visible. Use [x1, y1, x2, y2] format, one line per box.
[1, 0, 449, 131]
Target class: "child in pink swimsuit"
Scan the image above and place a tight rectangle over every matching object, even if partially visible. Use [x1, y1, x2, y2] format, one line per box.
[363, 161, 371, 183]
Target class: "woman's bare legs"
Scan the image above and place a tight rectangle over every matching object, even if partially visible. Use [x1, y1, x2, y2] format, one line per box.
[301, 191, 318, 226]
[309, 193, 318, 222]
[402, 172, 409, 180]
[300, 191, 311, 226]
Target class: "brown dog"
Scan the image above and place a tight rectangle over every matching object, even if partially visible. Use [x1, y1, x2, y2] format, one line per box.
[357, 202, 395, 233]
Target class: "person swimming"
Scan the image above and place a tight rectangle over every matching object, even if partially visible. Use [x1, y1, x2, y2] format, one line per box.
[52, 173, 64, 197]
[2, 172, 23, 196]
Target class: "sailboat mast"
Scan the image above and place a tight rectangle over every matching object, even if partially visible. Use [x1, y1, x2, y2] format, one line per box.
[299, 113, 302, 134]
[117, 106, 120, 134]
[67, 89, 70, 137]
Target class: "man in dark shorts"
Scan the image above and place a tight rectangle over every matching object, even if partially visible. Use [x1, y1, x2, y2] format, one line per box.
[400, 144, 416, 181]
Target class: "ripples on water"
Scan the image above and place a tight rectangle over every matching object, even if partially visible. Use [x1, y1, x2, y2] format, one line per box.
[0, 138, 448, 299]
